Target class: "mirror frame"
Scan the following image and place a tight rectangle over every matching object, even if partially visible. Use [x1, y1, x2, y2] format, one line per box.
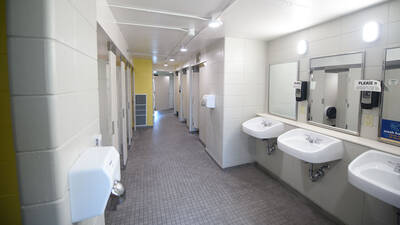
[268, 61, 299, 120]
[307, 52, 365, 136]
[378, 46, 400, 146]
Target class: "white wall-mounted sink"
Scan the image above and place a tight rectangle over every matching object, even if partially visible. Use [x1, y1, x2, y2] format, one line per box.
[242, 117, 284, 139]
[348, 150, 400, 208]
[277, 128, 344, 163]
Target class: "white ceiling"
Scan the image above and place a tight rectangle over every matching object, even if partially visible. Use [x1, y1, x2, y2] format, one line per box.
[106, 0, 389, 71]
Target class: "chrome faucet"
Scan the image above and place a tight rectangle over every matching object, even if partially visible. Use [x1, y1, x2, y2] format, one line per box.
[394, 164, 400, 173]
[261, 120, 272, 127]
[388, 161, 400, 173]
[305, 134, 321, 144]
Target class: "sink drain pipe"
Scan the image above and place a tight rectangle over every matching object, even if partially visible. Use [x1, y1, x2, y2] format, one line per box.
[308, 163, 330, 182]
[263, 139, 277, 155]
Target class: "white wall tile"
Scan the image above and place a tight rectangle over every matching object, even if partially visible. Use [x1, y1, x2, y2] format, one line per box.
[8, 0, 100, 224]
[389, 0, 400, 23]
[12, 91, 99, 152]
[340, 3, 389, 34]
[74, 11, 97, 59]
[387, 21, 400, 44]
[21, 194, 72, 225]
[70, 0, 97, 28]
[8, 38, 98, 96]
[16, 121, 99, 205]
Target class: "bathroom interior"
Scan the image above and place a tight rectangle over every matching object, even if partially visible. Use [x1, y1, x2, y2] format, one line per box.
[2, 0, 400, 225]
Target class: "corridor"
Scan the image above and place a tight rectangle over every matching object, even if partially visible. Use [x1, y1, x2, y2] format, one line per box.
[105, 111, 335, 225]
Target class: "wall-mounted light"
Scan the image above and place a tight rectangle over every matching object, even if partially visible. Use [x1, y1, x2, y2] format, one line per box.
[188, 28, 195, 36]
[363, 21, 380, 43]
[169, 58, 175, 62]
[208, 18, 223, 28]
[180, 47, 188, 52]
[297, 40, 308, 55]
[164, 64, 168, 67]
[153, 70, 157, 74]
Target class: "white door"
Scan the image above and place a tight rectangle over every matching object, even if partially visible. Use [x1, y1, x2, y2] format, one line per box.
[120, 62, 128, 167]
[192, 71, 200, 129]
[98, 59, 112, 145]
[181, 73, 188, 121]
[154, 76, 170, 110]
[346, 68, 362, 131]
[109, 51, 119, 151]
[309, 70, 325, 124]
[126, 67, 133, 146]
[174, 73, 180, 114]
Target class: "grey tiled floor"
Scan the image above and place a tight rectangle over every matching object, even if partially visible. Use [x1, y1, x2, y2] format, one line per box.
[105, 110, 336, 225]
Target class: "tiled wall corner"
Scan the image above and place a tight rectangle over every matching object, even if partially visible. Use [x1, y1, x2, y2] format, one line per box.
[7, 0, 101, 224]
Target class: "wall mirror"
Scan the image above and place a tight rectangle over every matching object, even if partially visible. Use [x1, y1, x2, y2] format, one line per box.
[269, 62, 298, 120]
[308, 53, 364, 135]
[380, 47, 400, 145]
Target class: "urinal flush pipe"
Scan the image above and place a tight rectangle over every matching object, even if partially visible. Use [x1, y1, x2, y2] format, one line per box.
[109, 180, 125, 210]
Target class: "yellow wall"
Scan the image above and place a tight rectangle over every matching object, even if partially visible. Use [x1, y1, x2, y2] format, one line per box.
[133, 58, 153, 126]
[0, 0, 22, 224]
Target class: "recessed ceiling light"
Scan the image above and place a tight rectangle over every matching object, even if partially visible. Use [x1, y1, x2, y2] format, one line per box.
[169, 58, 175, 62]
[297, 40, 308, 55]
[180, 47, 187, 52]
[363, 21, 380, 43]
[164, 64, 168, 67]
[208, 18, 223, 28]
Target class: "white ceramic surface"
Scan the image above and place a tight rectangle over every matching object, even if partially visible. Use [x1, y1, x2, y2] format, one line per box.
[242, 117, 284, 139]
[348, 150, 400, 208]
[277, 128, 344, 163]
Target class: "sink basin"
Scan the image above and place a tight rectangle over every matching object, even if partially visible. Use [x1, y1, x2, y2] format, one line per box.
[348, 150, 400, 208]
[277, 128, 343, 163]
[242, 117, 284, 139]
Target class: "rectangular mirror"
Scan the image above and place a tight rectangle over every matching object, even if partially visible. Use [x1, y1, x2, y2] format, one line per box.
[380, 47, 400, 145]
[308, 53, 364, 135]
[268, 62, 298, 120]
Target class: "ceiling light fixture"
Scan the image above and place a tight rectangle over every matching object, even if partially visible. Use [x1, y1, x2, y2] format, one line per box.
[169, 58, 175, 62]
[297, 40, 308, 55]
[362, 21, 380, 43]
[180, 47, 188, 52]
[164, 64, 168, 67]
[208, 18, 223, 28]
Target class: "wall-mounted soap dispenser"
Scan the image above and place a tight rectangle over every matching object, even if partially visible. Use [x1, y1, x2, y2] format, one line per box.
[355, 80, 382, 109]
[69, 146, 124, 223]
[361, 91, 380, 109]
[294, 81, 307, 101]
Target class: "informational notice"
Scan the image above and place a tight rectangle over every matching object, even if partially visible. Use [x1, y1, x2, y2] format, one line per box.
[354, 80, 381, 92]
[293, 81, 302, 89]
[381, 119, 400, 143]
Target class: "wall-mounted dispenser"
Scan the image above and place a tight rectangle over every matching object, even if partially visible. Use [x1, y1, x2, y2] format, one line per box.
[201, 95, 216, 108]
[354, 80, 381, 109]
[361, 91, 380, 109]
[69, 146, 123, 223]
[294, 81, 307, 101]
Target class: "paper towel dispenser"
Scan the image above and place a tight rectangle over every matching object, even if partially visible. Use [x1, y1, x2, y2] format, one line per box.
[69, 146, 121, 223]
[201, 95, 216, 108]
